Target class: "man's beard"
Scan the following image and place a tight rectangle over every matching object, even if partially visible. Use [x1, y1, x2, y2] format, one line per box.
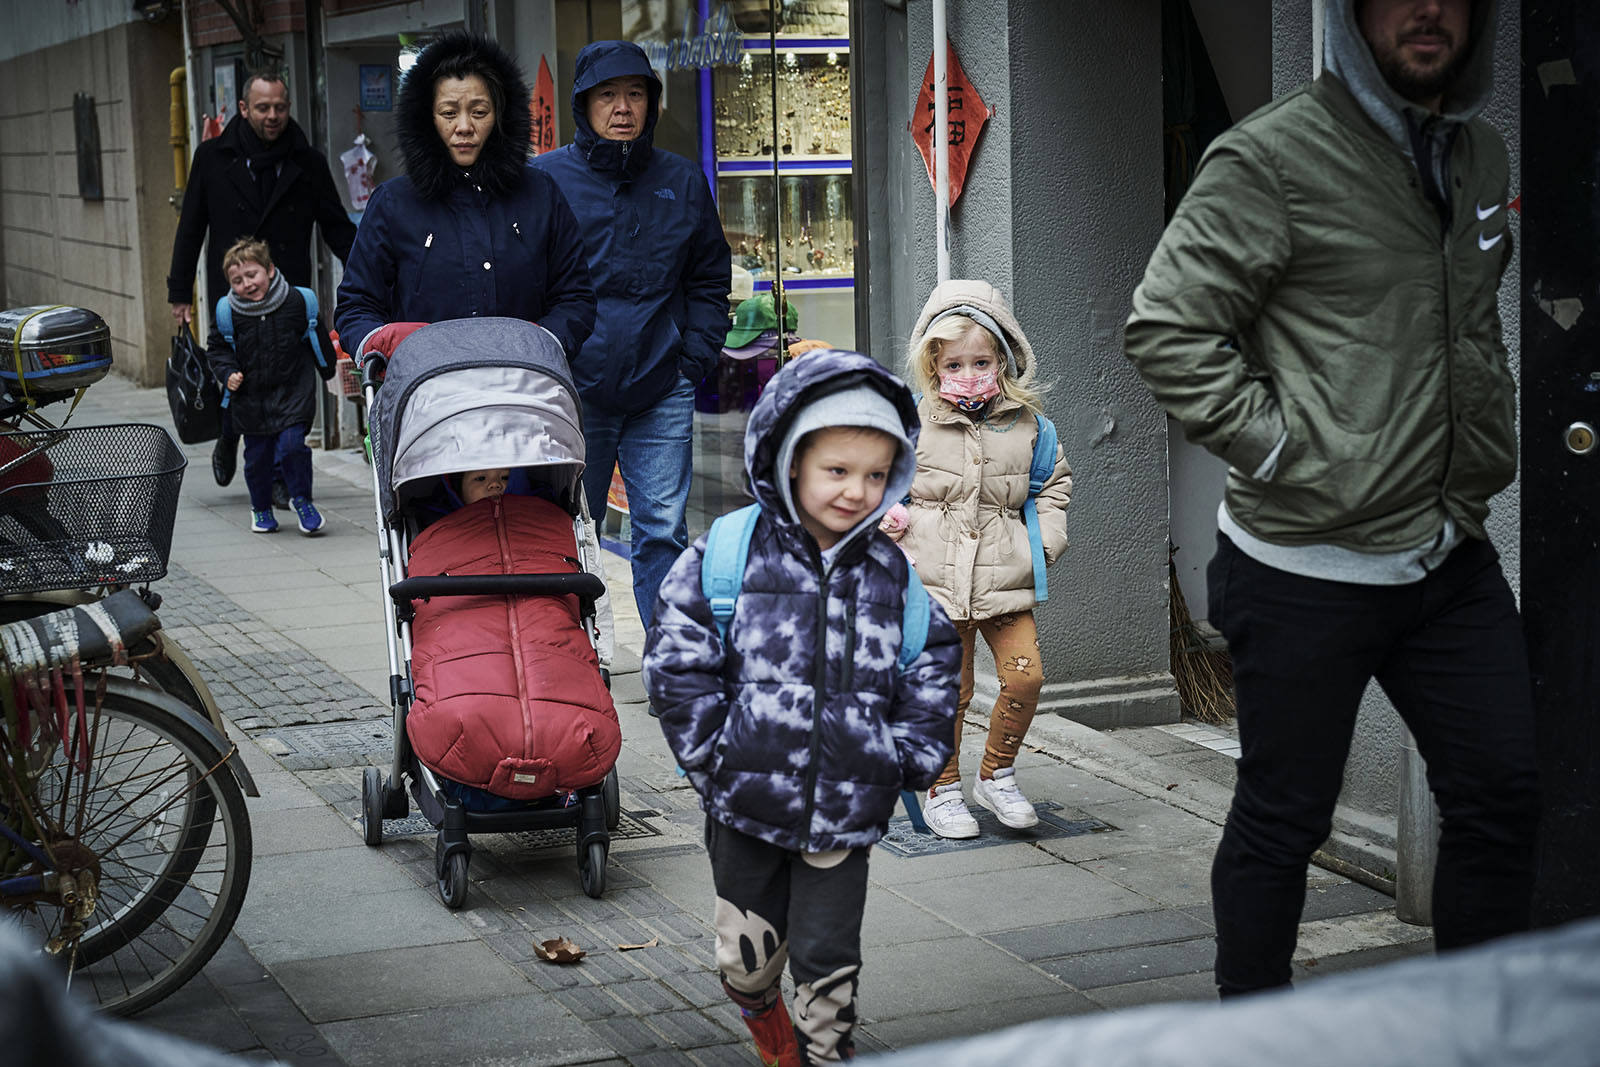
[1374, 35, 1467, 105]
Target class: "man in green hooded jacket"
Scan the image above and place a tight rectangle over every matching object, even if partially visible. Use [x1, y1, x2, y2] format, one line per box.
[1125, 0, 1538, 997]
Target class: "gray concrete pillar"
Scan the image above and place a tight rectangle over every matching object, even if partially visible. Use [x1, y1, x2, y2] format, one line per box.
[896, 0, 1177, 727]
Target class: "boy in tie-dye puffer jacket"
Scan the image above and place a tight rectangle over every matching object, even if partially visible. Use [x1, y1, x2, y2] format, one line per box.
[644, 349, 960, 1065]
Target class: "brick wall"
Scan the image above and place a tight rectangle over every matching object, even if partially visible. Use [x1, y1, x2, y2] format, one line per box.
[190, 0, 306, 49]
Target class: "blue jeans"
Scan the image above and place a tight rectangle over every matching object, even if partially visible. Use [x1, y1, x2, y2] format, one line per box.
[581, 378, 694, 630]
[1206, 532, 1539, 996]
[242, 425, 313, 512]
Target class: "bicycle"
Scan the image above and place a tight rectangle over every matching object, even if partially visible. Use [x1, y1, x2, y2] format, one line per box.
[1, 306, 230, 751]
[2, 305, 256, 1013]
[1, 592, 255, 1015]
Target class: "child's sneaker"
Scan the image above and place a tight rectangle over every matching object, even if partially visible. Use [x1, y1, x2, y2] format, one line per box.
[291, 496, 324, 536]
[973, 768, 1039, 829]
[250, 509, 278, 533]
[924, 781, 979, 839]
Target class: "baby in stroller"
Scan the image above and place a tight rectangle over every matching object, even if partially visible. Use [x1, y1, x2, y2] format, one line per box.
[405, 465, 620, 812]
[358, 317, 621, 904]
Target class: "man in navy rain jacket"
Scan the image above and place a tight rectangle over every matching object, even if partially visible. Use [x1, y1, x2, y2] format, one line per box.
[532, 40, 731, 630]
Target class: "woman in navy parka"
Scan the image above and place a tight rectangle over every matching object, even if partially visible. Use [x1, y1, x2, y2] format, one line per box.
[334, 33, 595, 358]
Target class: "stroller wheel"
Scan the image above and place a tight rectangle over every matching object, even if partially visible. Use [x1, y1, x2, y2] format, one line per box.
[603, 768, 620, 831]
[579, 840, 607, 899]
[438, 851, 470, 909]
[362, 767, 384, 846]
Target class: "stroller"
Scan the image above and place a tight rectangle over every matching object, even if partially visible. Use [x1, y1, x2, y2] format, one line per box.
[357, 318, 619, 907]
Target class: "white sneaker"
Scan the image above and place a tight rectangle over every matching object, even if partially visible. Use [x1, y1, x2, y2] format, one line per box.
[973, 768, 1039, 829]
[923, 782, 979, 839]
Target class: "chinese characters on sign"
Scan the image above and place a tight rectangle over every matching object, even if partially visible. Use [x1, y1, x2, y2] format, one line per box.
[910, 43, 990, 206]
[531, 56, 557, 156]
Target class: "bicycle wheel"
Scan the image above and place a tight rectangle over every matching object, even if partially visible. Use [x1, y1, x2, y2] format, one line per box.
[7, 683, 253, 1016]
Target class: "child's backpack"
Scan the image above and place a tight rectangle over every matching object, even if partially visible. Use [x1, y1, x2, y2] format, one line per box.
[699, 502, 935, 830]
[1021, 413, 1059, 605]
[213, 288, 334, 410]
[700, 502, 930, 669]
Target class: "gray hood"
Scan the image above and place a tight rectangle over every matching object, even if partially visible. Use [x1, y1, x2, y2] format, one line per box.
[744, 349, 920, 565]
[1323, 0, 1500, 154]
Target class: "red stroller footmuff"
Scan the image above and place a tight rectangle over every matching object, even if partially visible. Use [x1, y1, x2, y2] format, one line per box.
[404, 494, 620, 800]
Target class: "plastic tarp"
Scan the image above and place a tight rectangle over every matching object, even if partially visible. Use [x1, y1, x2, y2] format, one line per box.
[870, 917, 1600, 1067]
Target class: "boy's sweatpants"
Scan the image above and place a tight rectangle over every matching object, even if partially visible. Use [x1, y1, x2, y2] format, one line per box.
[707, 817, 868, 1064]
[243, 425, 312, 512]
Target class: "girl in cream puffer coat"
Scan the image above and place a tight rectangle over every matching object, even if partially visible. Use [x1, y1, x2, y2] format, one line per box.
[885, 280, 1073, 839]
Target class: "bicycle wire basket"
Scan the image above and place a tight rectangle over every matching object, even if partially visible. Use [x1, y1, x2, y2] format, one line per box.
[0, 423, 186, 595]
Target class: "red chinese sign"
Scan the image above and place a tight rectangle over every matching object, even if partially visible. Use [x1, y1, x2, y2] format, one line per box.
[530, 56, 557, 155]
[911, 43, 989, 206]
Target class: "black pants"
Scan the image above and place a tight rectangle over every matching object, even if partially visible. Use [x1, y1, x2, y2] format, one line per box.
[707, 818, 868, 1063]
[1206, 533, 1539, 996]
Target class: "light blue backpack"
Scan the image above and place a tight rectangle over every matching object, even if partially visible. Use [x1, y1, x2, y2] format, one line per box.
[213, 287, 331, 408]
[698, 502, 936, 830]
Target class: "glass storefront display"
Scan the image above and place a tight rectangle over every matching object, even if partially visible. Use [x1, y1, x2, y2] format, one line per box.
[584, 0, 859, 538]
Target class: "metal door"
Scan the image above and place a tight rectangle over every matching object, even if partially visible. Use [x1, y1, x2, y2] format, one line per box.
[1522, 3, 1600, 925]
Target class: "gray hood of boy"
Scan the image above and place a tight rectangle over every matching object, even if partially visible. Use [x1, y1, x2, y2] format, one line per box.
[1323, 0, 1499, 156]
[745, 349, 919, 562]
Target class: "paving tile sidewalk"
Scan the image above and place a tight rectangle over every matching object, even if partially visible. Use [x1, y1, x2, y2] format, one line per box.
[52, 378, 1432, 1064]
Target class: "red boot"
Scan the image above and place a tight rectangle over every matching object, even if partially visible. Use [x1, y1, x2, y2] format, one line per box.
[740, 996, 802, 1066]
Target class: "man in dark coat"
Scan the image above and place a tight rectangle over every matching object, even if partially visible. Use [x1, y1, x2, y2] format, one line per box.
[531, 40, 730, 630]
[167, 71, 357, 488]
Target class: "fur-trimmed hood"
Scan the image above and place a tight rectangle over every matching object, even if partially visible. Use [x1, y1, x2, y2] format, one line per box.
[396, 32, 532, 201]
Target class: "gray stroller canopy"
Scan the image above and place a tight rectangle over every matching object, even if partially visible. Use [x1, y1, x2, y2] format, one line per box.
[369, 319, 585, 521]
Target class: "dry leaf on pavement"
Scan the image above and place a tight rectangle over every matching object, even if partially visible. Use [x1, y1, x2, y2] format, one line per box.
[534, 937, 586, 964]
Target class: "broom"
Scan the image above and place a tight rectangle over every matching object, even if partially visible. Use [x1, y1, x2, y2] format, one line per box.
[1169, 551, 1235, 724]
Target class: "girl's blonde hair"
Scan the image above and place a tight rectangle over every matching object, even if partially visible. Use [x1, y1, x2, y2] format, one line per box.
[907, 314, 1044, 415]
[221, 236, 273, 275]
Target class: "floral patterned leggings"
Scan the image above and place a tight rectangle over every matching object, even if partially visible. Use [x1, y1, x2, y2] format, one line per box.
[932, 609, 1044, 789]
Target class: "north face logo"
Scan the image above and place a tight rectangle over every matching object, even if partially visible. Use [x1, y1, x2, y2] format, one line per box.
[654, 188, 676, 200]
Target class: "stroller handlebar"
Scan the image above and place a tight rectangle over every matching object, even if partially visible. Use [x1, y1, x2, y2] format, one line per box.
[389, 572, 607, 604]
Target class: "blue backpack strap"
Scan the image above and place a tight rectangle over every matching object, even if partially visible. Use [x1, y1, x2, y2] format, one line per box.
[297, 286, 330, 369]
[1021, 413, 1058, 604]
[895, 559, 934, 831]
[898, 565, 929, 672]
[701, 503, 762, 639]
[213, 296, 234, 346]
[212, 297, 234, 409]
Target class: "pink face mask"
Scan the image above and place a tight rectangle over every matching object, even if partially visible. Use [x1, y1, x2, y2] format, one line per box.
[937, 370, 1000, 411]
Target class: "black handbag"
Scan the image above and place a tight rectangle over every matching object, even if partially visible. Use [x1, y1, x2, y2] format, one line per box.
[165, 328, 222, 445]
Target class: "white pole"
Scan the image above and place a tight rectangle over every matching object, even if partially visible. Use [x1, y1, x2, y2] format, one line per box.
[932, 0, 950, 283]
